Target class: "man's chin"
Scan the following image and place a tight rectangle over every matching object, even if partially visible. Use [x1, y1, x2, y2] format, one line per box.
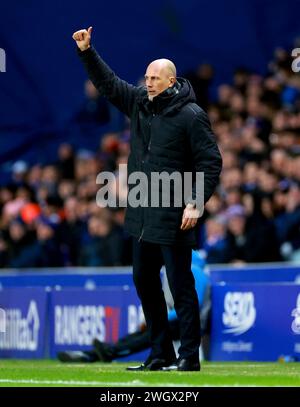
[148, 93, 156, 101]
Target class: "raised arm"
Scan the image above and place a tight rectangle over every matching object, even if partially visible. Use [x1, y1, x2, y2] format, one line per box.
[72, 27, 140, 117]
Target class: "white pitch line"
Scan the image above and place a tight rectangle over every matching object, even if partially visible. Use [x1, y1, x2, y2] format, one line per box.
[0, 379, 144, 386]
[0, 379, 194, 387]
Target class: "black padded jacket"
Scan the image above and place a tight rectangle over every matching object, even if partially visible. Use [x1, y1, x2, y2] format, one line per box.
[78, 46, 222, 246]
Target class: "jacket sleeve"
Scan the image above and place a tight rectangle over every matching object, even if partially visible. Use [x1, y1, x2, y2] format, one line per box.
[77, 46, 139, 117]
[188, 109, 222, 206]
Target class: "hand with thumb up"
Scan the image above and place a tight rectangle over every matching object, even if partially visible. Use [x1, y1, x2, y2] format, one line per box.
[72, 26, 93, 51]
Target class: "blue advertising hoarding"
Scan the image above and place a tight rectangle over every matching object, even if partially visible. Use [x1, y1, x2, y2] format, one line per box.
[0, 288, 48, 358]
[49, 287, 146, 361]
[2, 281, 300, 362]
[210, 283, 300, 361]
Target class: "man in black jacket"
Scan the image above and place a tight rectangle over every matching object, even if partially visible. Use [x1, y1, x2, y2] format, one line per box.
[73, 27, 222, 371]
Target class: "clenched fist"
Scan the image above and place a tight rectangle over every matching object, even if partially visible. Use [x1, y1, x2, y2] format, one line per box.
[72, 26, 92, 51]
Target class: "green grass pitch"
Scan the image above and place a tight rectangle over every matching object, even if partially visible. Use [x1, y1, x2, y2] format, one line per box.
[0, 360, 299, 387]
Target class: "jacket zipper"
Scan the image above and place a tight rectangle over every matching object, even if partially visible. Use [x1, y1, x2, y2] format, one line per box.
[139, 114, 155, 242]
[147, 113, 154, 152]
[138, 228, 144, 242]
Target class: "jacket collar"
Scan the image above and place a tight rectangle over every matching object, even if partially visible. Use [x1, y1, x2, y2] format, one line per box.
[137, 78, 196, 116]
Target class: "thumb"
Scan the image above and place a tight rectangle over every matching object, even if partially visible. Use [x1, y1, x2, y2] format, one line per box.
[88, 26, 93, 35]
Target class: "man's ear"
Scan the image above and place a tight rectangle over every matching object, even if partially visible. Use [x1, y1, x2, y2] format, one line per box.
[169, 77, 176, 87]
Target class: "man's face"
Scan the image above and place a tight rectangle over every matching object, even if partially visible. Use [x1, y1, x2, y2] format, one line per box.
[145, 62, 175, 101]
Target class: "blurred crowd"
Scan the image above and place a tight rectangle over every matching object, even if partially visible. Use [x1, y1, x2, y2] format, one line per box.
[0, 47, 300, 268]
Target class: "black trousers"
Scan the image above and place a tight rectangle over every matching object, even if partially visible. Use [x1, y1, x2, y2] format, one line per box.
[132, 238, 201, 362]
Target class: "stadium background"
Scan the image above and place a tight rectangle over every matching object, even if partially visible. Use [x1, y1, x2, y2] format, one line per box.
[1, 0, 300, 167]
[0, 0, 300, 385]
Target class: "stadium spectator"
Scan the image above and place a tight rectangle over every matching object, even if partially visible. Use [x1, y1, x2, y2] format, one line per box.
[56, 143, 75, 180]
[6, 219, 36, 268]
[184, 63, 214, 110]
[28, 218, 63, 267]
[72, 79, 110, 126]
[78, 211, 123, 266]
[202, 216, 230, 264]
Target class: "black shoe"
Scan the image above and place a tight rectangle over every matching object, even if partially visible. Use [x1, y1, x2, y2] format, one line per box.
[126, 358, 175, 371]
[93, 339, 114, 362]
[162, 358, 201, 371]
[57, 351, 97, 363]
